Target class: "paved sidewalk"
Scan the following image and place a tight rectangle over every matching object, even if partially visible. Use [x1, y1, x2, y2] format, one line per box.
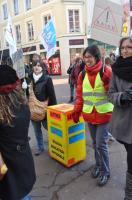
[29, 76, 126, 200]
[29, 125, 95, 200]
[52, 77, 68, 85]
[29, 125, 126, 200]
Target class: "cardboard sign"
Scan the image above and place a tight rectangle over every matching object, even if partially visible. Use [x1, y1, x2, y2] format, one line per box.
[12, 49, 25, 79]
[88, 0, 123, 46]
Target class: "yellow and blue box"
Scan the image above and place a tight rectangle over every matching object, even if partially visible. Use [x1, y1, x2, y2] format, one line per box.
[47, 103, 86, 167]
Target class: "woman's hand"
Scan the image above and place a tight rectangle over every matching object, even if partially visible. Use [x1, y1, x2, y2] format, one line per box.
[120, 91, 132, 104]
[22, 79, 28, 89]
[72, 112, 80, 123]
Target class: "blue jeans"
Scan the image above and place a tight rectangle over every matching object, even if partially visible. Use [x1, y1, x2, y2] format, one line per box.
[22, 195, 32, 200]
[88, 122, 110, 176]
[31, 119, 47, 151]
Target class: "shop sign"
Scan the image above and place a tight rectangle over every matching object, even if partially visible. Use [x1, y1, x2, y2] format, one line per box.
[51, 57, 61, 74]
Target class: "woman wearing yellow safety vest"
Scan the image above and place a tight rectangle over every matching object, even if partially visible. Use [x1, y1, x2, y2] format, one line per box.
[73, 45, 113, 186]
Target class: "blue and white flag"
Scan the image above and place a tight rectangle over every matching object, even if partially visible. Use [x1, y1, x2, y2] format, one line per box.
[41, 17, 56, 59]
[5, 14, 17, 58]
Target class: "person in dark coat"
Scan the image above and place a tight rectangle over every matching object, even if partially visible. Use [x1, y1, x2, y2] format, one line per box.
[108, 37, 132, 200]
[67, 58, 85, 103]
[67, 59, 75, 103]
[21, 64, 32, 98]
[0, 65, 36, 200]
[70, 57, 84, 88]
[29, 59, 57, 156]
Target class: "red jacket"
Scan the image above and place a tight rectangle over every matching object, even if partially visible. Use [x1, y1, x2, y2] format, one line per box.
[74, 60, 112, 124]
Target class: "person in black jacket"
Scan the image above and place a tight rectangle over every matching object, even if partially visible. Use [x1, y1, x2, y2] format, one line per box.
[30, 59, 57, 156]
[0, 65, 36, 200]
[67, 58, 85, 103]
[67, 61, 75, 103]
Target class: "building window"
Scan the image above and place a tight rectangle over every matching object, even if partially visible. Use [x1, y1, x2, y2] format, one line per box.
[15, 25, 21, 43]
[27, 21, 34, 41]
[13, 0, 19, 15]
[2, 3, 8, 20]
[25, 0, 31, 10]
[68, 9, 80, 33]
[43, 14, 51, 25]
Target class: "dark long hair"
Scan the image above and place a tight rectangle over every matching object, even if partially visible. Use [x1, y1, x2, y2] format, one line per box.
[83, 45, 101, 63]
[0, 85, 27, 126]
[32, 59, 48, 73]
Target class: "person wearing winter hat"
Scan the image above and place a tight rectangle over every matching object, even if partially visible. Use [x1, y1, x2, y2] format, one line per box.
[0, 65, 36, 200]
[108, 37, 132, 200]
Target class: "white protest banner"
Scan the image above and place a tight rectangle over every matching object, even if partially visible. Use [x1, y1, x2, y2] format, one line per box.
[88, 0, 123, 46]
[12, 49, 25, 79]
[5, 14, 17, 58]
[41, 18, 56, 59]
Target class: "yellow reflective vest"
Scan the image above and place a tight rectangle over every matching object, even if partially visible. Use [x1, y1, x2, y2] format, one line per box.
[82, 72, 113, 113]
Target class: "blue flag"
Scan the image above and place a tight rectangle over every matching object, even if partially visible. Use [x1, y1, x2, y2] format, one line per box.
[41, 18, 56, 59]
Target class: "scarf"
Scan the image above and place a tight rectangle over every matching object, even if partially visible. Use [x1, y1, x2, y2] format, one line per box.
[112, 56, 132, 82]
[33, 72, 43, 83]
[85, 60, 102, 75]
[85, 60, 103, 88]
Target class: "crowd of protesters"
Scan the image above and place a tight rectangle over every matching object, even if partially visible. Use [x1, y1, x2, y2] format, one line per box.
[0, 36, 132, 200]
